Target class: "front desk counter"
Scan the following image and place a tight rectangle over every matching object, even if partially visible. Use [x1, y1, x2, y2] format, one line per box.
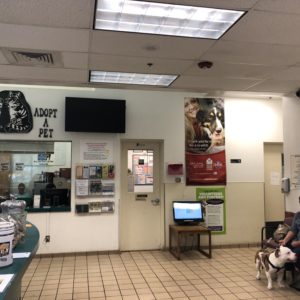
[0, 223, 39, 300]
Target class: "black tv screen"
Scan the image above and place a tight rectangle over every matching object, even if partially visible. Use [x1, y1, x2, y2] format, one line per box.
[65, 97, 126, 133]
[40, 188, 70, 208]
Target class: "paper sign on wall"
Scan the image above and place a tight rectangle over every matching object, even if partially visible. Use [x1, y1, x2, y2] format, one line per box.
[80, 140, 113, 163]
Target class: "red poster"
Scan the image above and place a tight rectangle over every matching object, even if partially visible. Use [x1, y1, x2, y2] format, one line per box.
[186, 151, 226, 185]
[185, 98, 226, 185]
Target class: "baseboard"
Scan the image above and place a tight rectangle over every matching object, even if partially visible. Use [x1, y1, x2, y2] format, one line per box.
[35, 243, 261, 258]
[36, 250, 121, 258]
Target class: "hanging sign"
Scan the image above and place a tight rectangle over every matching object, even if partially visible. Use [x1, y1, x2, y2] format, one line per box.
[185, 97, 226, 185]
[34, 107, 57, 138]
[0, 90, 33, 133]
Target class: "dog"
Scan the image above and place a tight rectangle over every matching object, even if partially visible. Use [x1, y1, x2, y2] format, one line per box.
[255, 246, 297, 289]
[196, 98, 225, 152]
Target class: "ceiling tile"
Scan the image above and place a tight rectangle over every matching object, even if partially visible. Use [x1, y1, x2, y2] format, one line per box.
[89, 54, 193, 74]
[270, 66, 300, 81]
[254, 0, 300, 14]
[91, 30, 215, 60]
[246, 79, 300, 93]
[0, 0, 94, 28]
[62, 52, 89, 69]
[201, 40, 300, 66]
[171, 75, 259, 91]
[184, 61, 282, 79]
[0, 23, 89, 52]
[0, 65, 88, 83]
[224, 10, 300, 45]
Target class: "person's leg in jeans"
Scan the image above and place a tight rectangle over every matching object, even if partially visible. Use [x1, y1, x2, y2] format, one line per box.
[292, 247, 300, 268]
[288, 246, 300, 287]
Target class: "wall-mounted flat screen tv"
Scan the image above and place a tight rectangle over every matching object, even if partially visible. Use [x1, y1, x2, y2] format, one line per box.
[173, 201, 204, 225]
[65, 97, 126, 133]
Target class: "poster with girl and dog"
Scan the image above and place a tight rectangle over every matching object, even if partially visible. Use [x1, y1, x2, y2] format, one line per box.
[184, 97, 226, 185]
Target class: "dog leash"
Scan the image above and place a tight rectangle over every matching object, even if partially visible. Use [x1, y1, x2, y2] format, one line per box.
[266, 255, 285, 273]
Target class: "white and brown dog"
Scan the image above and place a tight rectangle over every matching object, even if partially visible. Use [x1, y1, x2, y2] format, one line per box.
[196, 98, 225, 153]
[255, 246, 297, 289]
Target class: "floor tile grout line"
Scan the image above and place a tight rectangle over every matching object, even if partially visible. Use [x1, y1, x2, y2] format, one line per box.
[34, 256, 57, 300]
[56, 254, 75, 300]
[107, 252, 121, 299]
[21, 256, 41, 298]
[143, 251, 186, 297]
[74, 253, 89, 300]
[20, 247, 300, 300]
[122, 251, 152, 299]
[154, 250, 206, 298]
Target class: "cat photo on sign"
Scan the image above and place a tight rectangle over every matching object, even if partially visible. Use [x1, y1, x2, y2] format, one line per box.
[0, 90, 33, 133]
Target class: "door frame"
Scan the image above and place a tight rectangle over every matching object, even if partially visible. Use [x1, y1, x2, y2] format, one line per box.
[120, 139, 165, 250]
[263, 142, 285, 222]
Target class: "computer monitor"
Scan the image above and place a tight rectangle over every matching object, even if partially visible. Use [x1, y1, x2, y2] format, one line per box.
[40, 188, 70, 208]
[173, 201, 204, 225]
[33, 181, 48, 195]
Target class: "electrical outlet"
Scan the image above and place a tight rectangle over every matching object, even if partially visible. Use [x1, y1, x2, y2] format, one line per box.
[45, 235, 50, 243]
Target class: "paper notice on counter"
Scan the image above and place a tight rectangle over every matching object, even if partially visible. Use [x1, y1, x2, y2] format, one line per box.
[33, 195, 41, 208]
[0, 274, 14, 292]
[13, 252, 31, 258]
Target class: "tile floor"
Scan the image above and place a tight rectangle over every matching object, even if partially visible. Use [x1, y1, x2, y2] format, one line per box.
[21, 247, 300, 300]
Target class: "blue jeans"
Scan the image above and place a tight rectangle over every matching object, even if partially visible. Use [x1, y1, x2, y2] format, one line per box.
[285, 243, 300, 271]
[285, 242, 300, 270]
[292, 247, 300, 267]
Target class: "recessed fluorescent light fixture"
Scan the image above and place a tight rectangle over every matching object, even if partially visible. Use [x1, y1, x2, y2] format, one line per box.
[90, 71, 177, 86]
[94, 0, 245, 39]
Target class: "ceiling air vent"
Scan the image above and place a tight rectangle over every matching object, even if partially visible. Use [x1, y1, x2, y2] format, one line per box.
[1, 48, 63, 67]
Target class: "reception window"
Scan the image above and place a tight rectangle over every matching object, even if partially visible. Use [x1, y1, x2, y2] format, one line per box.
[0, 140, 71, 212]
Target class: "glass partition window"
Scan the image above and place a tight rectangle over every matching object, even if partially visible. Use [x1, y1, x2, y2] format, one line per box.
[127, 149, 153, 193]
[0, 140, 72, 212]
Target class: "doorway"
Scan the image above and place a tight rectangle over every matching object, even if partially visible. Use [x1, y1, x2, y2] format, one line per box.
[120, 140, 164, 251]
[264, 143, 285, 222]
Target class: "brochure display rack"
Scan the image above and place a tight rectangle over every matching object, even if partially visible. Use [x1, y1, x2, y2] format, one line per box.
[75, 164, 115, 214]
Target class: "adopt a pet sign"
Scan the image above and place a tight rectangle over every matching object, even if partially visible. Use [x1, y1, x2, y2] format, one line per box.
[34, 107, 57, 138]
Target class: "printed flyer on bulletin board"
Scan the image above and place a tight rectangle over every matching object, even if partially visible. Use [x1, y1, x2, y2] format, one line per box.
[196, 186, 226, 234]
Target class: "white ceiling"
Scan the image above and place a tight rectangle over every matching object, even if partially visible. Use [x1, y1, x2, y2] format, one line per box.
[1, 0, 300, 96]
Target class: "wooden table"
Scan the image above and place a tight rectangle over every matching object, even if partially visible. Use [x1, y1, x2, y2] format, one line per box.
[169, 224, 212, 260]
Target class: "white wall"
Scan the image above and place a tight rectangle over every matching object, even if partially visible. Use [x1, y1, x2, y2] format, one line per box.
[0, 85, 283, 253]
[225, 98, 283, 182]
[283, 96, 300, 213]
[165, 98, 283, 246]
